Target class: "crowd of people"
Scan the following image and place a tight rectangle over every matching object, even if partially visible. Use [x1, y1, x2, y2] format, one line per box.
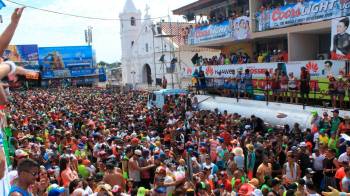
[191, 50, 288, 67]
[258, 0, 310, 12]
[255, 50, 288, 63]
[2, 4, 350, 196]
[191, 53, 251, 67]
[2, 86, 350, 196]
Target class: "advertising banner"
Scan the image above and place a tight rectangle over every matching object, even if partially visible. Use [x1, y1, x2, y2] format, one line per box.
[42, 70, 71, 79]
[331, 16, 350, 60]
[42, 68, 100, 79]
[3, 45, 39, 70]
[39, 46, 93, 70]
[184, 60, 346, 79]
[71, 68, 97, 77]
[188, 16, 251, 45]
[257, 0, 350, 31]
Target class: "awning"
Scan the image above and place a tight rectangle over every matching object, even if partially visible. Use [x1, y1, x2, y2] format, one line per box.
[172, 0, 228, 15]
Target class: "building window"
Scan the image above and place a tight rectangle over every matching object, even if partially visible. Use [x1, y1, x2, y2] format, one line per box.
[145, 43, 149, 52]
[131, 17, 136, 26]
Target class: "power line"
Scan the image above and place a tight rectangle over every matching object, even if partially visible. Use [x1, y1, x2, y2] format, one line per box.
[4, 0, 168, 21]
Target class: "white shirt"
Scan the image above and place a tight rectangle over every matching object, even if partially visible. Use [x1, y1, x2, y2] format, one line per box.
[308, 193, 320, 196]
[167, 118, 177, 125]
[312, 153, 325, 171]
[338, 152, 350, 163]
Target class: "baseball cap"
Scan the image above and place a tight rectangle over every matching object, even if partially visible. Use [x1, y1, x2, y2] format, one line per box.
[271, 178, 281, 187]
[15, 149, 28, 158]
[48, 184, 65, 196]
[112, 185, 122, 193]
[82, 159, 90, 166]
[137, 187, 149, 196]
[238, 184, 254, 195]
[306, 168, 315, 174]
[299, 142, 307, 147]
[131, 137, 140, 145]
[331, 109, 339, 113]
[134, 149, 142, 156]
[245, 125, 251, 130]
[77, 143, 85, 150]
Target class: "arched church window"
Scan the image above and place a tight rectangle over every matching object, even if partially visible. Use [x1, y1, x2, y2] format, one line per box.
[131, 17, 136, 26]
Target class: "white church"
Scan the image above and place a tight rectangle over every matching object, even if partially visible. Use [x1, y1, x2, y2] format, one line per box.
[119, 0, 218, 88]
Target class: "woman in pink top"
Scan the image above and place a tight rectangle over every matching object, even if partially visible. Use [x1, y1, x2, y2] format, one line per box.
[210, 136, 219, 162]
[280, 71, 289, 102]
[59, 157, 78, 187]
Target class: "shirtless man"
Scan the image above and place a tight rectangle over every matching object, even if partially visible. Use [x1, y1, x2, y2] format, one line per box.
[103, 163, 125, 191]
[128, 149, 154, 186]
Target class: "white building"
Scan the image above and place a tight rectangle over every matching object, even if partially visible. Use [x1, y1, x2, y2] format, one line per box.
[119, 0, 219, 88]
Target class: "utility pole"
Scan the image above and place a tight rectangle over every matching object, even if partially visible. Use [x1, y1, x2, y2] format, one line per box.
[85, 26, 93, 46]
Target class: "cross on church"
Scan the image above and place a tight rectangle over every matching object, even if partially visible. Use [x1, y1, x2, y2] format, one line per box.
[145, 4, 150, 16]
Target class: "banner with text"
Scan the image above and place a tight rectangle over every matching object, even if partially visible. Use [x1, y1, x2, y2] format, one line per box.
[257, 0, 350, 31]
[188, 16, 251, 45]
[184, 60, 347, 79]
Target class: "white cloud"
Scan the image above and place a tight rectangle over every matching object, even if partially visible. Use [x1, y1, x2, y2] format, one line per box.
[0, 0, 195, 63]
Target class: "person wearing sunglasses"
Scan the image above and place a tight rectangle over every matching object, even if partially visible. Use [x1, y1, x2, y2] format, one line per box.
[9, 158, 39, 196]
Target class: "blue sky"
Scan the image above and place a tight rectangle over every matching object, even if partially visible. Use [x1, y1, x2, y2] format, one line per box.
[0, 0, 195, 63]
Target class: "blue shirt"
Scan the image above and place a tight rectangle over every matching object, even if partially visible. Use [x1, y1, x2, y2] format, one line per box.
[9, 185, 32, 196]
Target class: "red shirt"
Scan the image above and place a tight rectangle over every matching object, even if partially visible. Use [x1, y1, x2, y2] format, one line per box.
[220, 131, 231, 144]
[218, 179, 232, 192]
[145, 117, 152, 127]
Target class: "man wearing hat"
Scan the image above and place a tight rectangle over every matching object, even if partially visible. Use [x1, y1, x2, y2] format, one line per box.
[128, 149, 154, 186]
[302, 168, 315, 184]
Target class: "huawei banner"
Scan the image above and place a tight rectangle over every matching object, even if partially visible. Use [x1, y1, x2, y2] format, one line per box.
[184, 60, 347, 79]
[331, 16, 350, 60]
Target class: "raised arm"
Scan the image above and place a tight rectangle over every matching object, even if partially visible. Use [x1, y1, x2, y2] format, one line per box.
[0, 8, 24, 55]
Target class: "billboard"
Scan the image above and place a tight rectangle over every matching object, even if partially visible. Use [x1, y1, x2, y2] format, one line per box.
[257, 0, 350, 31]
[188, 16, 251, 45]
[3, 45, 39, 70]
[331, 16, 350, 60]
[39, 46, 93, 70]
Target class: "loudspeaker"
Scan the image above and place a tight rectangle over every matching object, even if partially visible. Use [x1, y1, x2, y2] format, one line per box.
[191, 53, 199, 65]
[159, 54, 165, 62]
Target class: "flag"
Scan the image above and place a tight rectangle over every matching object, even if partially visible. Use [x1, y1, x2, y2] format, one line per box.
[0, 1, 5, 9]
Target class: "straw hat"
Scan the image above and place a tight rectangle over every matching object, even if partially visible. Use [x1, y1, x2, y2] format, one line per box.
[246, 144, 254, 152]
[248, 178, 260, 188]
[232, 147, 243, 156]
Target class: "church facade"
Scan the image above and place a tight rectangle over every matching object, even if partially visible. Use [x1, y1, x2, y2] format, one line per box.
[119, 0, 218, 88]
